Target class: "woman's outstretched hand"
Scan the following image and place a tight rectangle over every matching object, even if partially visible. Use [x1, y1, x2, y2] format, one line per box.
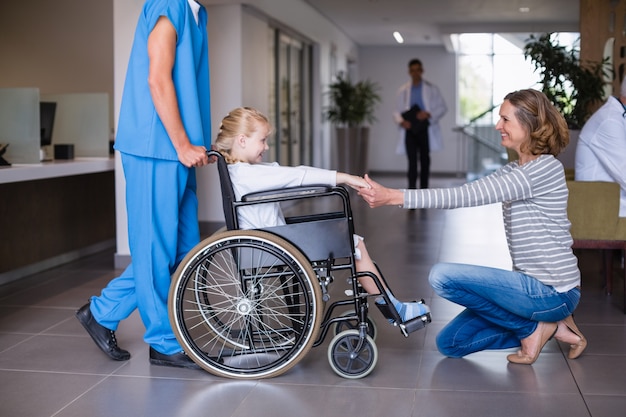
[358, 174, 404, 208]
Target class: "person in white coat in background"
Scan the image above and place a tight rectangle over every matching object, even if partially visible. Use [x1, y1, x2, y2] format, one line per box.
[393, 58, 447, 189]
[575, 77, 626, 216]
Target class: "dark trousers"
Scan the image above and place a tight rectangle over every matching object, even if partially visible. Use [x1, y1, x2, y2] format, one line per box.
[405, 130, 430, 189]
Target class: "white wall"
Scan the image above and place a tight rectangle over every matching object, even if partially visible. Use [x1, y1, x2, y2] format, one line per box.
[0, 0, 114, 127]
[113, 0, 144, 259]
[241, 11, 271, 115]
[359, 45, 458, 174]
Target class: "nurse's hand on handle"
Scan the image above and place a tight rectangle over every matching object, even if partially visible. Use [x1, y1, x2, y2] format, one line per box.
[177, 142, 210, 168]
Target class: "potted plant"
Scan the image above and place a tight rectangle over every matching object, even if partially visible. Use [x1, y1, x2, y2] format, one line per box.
[325, 72, 381, 175]
[523, 33, 609, 130]
[523, 33, 610, 169]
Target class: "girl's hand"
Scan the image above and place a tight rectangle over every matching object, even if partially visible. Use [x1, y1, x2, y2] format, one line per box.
[336, 172, 371, 190]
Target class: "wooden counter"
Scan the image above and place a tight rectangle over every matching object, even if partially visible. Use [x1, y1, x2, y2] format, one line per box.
[0, 158, 116, 283]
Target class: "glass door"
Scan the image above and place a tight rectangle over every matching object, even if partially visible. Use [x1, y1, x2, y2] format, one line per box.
[270, 29, 312, 166]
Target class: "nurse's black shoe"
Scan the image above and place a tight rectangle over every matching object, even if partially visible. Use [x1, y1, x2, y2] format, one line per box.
[149, 347, 202, 370]
[75, 302, 130, 361]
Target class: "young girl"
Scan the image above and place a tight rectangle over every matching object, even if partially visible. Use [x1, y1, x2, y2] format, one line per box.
[214, 106, 430, 323]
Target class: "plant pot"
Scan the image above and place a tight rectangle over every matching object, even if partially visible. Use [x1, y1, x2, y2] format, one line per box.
[336, 126, 369, 175]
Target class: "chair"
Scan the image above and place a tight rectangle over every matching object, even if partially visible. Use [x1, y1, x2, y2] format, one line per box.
[566, 181, 626, 313]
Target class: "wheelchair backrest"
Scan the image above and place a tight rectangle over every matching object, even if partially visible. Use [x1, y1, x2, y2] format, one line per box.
[207, 150, 238, 230]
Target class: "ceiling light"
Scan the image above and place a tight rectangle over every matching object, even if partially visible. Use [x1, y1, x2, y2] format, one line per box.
[519, 7, 530, 13]
[393, 31, 404, 44]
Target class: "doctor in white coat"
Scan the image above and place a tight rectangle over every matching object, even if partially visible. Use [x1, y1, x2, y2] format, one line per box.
[393, 58, 447, 189]
[575, 77, 626, 216]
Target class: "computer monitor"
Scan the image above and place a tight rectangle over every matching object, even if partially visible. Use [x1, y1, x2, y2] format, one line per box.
[40, 102, 57, 147]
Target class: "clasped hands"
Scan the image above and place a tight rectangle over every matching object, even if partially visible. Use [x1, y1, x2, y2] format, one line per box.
[356, 174, 404, 208]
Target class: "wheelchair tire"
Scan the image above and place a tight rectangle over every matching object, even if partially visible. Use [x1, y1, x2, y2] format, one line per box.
[327, 329, 378, 379]
[169, 230, 323, 379]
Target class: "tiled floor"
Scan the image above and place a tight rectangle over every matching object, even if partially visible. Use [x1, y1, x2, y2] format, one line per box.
[1, 175, 625, 417]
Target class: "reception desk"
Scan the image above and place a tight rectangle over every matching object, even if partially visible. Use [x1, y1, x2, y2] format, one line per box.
[0, 158, 115, 284]
[0, 157, 114, 184]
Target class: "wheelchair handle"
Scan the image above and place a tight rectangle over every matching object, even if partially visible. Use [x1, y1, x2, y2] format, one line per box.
[206, 149, 222, 160]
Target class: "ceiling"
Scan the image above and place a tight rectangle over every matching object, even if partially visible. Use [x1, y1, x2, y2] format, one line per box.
[302, 0, 580, 46]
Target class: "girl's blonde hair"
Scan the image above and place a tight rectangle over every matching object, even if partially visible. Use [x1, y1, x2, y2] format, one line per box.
[214, 107, 271, 163]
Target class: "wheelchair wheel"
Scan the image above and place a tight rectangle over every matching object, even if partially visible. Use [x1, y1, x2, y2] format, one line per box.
[169, 230, 323, 379]
[333, 310, 377, 340]
[327, 329, 378, 379]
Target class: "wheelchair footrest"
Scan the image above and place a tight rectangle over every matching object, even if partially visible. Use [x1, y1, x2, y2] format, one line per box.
[399, 313, 431, 337]
[373, 298, 432, 337]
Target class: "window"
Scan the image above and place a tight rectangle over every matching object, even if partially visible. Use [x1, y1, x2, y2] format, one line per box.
[455, 32, 579, 125]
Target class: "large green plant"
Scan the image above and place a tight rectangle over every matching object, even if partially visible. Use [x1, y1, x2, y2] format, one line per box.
[325, 72, 381, 127]
[523, 33, 609, 129]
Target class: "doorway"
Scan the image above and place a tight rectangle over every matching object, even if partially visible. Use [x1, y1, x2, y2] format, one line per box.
[268, 29, 313, 166]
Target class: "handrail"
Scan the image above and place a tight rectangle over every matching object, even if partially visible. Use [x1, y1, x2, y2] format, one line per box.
[455, 102, 508, 179]
[467, 102, 500, 124]
[456, 84, 541, 178]
[459, 126, 503, 154]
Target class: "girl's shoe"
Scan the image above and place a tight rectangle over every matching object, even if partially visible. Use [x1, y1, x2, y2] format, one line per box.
[396, 300, 430, 322]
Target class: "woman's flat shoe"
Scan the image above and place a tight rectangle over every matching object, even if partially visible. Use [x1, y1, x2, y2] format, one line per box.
[561, 315, 587, 359]
[507, 322, 557, 365]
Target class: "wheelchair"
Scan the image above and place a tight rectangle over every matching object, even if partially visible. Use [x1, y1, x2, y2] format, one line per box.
[168, 150, 431, 379]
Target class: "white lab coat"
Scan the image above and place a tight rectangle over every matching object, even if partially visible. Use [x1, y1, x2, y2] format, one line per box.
[393, 80, 448, 155]
[575, 97, 626, 216]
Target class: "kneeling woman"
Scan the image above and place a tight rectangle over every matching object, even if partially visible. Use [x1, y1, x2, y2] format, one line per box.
[358, 89, 586, 365]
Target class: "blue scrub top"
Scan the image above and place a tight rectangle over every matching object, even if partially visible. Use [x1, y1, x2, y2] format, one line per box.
[115, 0, 211, 160]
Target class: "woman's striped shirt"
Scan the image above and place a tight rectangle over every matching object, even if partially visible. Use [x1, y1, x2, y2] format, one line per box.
[403, 154, 580, 292]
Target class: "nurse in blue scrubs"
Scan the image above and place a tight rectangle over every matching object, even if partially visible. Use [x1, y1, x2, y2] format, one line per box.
[76, 0, 212, 369]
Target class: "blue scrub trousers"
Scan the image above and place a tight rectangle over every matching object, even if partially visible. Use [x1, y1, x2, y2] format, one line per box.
[90, 153, 200, 355]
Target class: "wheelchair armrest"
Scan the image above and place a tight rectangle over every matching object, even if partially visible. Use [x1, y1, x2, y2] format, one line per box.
[241, 185, 334, 202]
[286, 211, 346, 224]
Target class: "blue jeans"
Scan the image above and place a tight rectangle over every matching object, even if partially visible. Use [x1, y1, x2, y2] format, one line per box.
[429, 262, 580, 358]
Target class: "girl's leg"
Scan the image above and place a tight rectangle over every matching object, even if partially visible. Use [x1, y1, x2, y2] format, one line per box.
[354, 236, 429, 321]
[353, 236, 382, 295]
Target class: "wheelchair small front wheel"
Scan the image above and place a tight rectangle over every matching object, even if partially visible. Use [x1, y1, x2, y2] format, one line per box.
[327, 329, 378, 379]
